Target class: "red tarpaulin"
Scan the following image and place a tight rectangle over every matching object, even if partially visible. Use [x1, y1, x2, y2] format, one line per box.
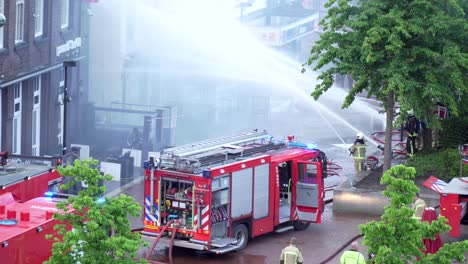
[421, 208, 443, 255]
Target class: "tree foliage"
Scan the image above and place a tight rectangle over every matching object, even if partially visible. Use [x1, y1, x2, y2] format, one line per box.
[406, 148, 467, 181]
[359, 165, 468, 264]
[45, 158, 146, 264]
[304, 0, 467, 171]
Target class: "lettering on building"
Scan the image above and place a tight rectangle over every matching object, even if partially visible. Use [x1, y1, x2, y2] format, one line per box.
[56, 37, 82, 57]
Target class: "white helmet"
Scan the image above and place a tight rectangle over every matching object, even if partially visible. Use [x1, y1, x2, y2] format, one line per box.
[356, 132, 365, 140]
[407, 109, 414, 116]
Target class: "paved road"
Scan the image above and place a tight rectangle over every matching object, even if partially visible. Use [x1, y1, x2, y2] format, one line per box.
[113, 140, 467, 263]
[142, 204, 378, 264]
[115, 142, 381, 264]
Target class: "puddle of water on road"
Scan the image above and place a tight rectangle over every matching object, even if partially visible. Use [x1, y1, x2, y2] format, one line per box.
[149, 247, 266, 264]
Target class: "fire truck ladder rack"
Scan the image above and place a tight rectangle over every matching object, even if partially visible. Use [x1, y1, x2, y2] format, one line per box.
[159, 129, 285, 172]
[162, 129, 270, 158]
[197, 142, 285, 168]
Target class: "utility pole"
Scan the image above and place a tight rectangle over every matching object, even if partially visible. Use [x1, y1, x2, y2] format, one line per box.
[63, 61, 77, 155]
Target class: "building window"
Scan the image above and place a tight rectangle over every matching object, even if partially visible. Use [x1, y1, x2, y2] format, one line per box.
[0, 0, 4, 49]
[32, 76, 41, 156]
[15, 0, 24, 43]
[33, 75, 40, 104]
[61, 0, 69, 29]
[34, 0, 44, 37]
[13, 82, 22, 154]
[14, 82, 21, 113]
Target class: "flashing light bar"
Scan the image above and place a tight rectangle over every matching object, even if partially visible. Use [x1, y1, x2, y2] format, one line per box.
[288, 141, 317, 150]
[45, 192, 106, 204]
[43, 192, 74, 199]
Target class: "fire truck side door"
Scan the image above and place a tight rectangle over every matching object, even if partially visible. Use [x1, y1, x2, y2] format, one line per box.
[294, 161, 323, 222]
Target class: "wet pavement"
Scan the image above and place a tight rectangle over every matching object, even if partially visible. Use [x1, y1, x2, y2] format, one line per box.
[102, 129, 468, 264]
[107, 140, 467, 263]
[140, 204, 377, 264]
[110, 143, 382, 264]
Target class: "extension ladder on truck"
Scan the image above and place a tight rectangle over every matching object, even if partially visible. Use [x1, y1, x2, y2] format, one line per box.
[159, 129, 279, 171]
[162, 129, 269, 157]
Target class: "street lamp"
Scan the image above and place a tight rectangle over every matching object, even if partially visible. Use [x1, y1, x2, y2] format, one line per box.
[62, 61, 77, 155]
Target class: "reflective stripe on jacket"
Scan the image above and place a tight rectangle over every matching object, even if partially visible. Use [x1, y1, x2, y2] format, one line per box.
[351, 143, 366, 160]
[280, 245, 303, 264]
[283, 251, 298, 264]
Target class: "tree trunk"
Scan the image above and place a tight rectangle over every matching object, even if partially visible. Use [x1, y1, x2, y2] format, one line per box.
[422, 127, 433, 152]
[422, 108, 433, 152]
[383, 91, 395, 172]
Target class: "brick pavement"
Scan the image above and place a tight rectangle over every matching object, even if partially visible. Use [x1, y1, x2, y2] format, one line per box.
[111, 151, 466, 264]
[239, 204, 377, 264]
[121, 175, 378, 264]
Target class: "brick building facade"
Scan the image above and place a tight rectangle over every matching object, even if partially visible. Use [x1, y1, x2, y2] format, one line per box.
[0, 0, 89, 156]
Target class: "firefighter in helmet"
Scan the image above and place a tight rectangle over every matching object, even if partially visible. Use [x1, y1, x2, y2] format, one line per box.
[127, 127, 143, 149]
[404, 109, 420, 157]
[280, 237, 304, 264]
[349, 132, 367, 172]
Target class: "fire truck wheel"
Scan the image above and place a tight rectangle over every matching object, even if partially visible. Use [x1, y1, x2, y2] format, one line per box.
[293, 220, 310, 231]
[233, 224, 248, 250]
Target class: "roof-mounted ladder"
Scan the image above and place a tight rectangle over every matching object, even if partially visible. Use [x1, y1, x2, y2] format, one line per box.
[162, 129, 270, 158]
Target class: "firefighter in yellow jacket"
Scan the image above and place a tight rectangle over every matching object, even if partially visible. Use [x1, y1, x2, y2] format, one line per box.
[349, 133, 367, 172]
[280, 237, 303, 264]
[340, 241, 365, 264]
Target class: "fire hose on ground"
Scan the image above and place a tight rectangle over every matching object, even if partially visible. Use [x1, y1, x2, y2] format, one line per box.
[135, 219, 176, 264]
[129, 194, 440, 263]
[319, 233, 364, 264]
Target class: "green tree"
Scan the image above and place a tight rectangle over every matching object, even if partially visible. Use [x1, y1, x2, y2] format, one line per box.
[45, 158, 146, 264]
[304, 0, 467, 171]
[359, 165, 468, 263]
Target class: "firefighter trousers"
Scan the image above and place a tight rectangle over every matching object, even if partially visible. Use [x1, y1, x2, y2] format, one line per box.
[354, 159, 364, 172]
[406, 136, 417, 156]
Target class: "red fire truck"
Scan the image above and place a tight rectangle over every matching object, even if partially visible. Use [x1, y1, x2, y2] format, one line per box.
[0, 152, 63, 202]
[424, 176, 468, 237]
[0, 191, 68, 263]
[142, 130, 328, 254]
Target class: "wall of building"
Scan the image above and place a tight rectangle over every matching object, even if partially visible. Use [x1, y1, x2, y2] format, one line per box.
[0, 0, 89, 156]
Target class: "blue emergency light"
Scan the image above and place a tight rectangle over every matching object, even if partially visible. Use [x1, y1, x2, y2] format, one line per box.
[288, 141, 317, 150]
[202, 170, 211, 178]
[44, 191, 54, 197]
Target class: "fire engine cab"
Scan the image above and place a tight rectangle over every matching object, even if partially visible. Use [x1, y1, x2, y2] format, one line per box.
[142, 129, 328, 254]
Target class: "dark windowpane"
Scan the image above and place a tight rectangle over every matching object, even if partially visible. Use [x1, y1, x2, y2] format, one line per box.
[32, 112, 37, 145]
[13, 118, 18, 153]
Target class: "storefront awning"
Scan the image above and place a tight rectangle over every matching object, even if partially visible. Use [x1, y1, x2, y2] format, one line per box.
[0, 56, 85, 88]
